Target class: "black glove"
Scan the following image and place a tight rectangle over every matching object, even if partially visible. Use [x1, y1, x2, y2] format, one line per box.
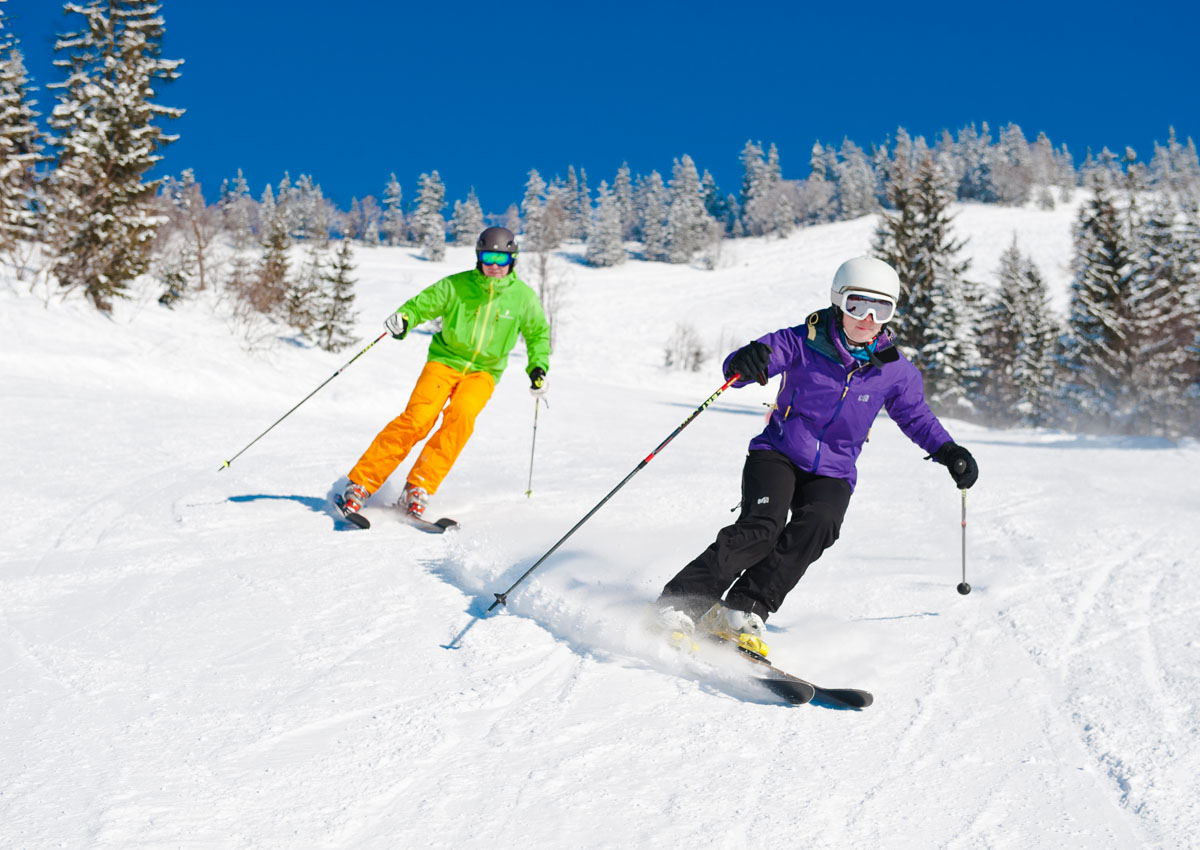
[726, 341, 772, 385]
[384, 312, 408, 340]
[934, 442, 978, 489]
[528, 367, 547, 398]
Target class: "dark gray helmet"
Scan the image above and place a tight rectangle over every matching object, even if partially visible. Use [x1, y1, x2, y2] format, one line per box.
[476, 226, 519, 256]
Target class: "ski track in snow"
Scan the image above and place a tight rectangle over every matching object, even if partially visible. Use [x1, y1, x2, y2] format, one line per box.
[4, 205, 1199, 849]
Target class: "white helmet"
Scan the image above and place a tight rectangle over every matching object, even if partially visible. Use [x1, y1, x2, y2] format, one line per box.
[830, 256, 901, 303]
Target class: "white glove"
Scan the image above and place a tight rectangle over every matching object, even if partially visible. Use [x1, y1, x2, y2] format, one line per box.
[384, 312, 408, 339]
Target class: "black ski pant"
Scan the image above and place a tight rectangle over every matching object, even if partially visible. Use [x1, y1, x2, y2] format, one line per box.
[658, 449, 852, 622]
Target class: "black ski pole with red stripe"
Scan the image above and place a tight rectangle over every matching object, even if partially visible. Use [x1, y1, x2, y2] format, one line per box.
[488, 374, 741, 611]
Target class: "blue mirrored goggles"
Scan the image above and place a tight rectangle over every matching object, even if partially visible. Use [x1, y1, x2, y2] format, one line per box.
[839, 290, 896, 323]
[479, 251, 514, 267]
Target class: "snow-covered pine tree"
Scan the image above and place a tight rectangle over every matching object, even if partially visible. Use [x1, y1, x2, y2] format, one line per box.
[314, 238, 357, 352]
[381, 173, 404, 246]
[612, 162, 635, 240]
[293, 174, 330, 245]
[874, 154, 976, 412]
[218, 169, 256, 296]
[666, 154, 713, 263]
[637, 170, 669, 262]
[284, 242, 323, 335]
[412, 171, 445, 261]
[585, 179, 625, 267]
[739, 140, 768, 235]
[836, 139, 877, 219]
[251, 184, 289, 313]
[1061, 179, 1137, 430]
[800, 141, 834, 223]
[0, 5, 45, 258]
[449, 189, 484, 244]
[1149, 127, 1200, 201]
[576, 167, 590, 241]
[992, 123, 1033, 206]
[521, 169, 566, 253]
[1127, 191, 1200, 436]
[46, 0, 183, 311]
[955, 122, 996, 203]
[700, 169, 733, 235]
[1030, 132, 1059, 209]
[979, 236, 1058, 426]
[766, 143, 794, 238]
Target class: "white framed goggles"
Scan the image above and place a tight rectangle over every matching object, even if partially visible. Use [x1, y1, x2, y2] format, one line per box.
[838, 290, 896, 323]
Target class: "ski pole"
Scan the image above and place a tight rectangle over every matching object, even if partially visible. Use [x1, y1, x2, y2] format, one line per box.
[489, 373, 741, 612]
[219, 331, 388, 471]
[955, 469, 970, 595]
[524, 397, 542, 497]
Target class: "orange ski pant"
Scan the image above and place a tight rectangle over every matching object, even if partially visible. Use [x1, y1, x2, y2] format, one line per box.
[348, 360, 495, 496]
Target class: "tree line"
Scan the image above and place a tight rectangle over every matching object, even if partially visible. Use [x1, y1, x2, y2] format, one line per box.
[2, 1, 1197, 433]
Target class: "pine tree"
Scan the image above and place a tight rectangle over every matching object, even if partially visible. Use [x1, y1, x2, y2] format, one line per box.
[637, 170, 669, 262]
[612, 162, 635, 240]
[520, 169, 549, 252]
[979, 237, 1058, 426]
[46, 0, 183, 311]
[285, 243, 323, 335]
[1128, 192, 1200, 436]
[412, 170, 445, 261]
[449, 189, 484, 244]
[252, 184, 290, 313]
[836, 139, 877, 219]
[381, 173, 404, 245]
[585, 180, 625, 267]
[801, 141, 835, 223]
[955, 122, 996, 203]
[666, 154, 713, 263]
[992, 123, 1033, 205]
[1062, 180, 1137, 430]
[874, 154, 976, 412]
[314, 238, 358, 352]
[0, 5, 45, 256]
[219, 169, 256, 296]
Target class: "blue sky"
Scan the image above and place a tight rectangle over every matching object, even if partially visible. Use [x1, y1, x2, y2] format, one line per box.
[5, 0, 1198, 216]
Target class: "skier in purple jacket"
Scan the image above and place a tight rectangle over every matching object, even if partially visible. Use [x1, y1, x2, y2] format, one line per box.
[656, 257, 979, 657]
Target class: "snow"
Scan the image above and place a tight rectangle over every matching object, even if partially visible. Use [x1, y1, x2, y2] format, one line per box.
[3, 202, 1198, 849]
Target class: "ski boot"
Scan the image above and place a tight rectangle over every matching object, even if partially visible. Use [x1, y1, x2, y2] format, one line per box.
[338, 482, 370, 528]
[400, 483, 429, 519]
[654, 604, 699, 652]
[698, 603, 770, 659]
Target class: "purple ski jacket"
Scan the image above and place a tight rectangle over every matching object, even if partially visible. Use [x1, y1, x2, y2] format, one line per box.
[725, 308, 953, 491]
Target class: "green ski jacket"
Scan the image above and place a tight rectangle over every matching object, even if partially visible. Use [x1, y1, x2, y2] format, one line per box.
[398, 268, 551, 382]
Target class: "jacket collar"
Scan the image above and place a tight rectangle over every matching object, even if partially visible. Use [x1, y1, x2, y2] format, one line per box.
[804, 307, 898, 368]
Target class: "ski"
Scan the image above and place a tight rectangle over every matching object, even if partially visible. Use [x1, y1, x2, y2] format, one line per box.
[398, 513, 459, 535]
[333, 494, 370, 529]
[732, 644, 873, 709]
[333, 495, 457, 533]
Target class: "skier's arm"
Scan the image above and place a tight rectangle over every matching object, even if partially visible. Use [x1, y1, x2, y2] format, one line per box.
[722, 327, 803, 386]
[396, 276, 454, 329]
[519, 294, 551, 375]
[884, 366, 954, 456]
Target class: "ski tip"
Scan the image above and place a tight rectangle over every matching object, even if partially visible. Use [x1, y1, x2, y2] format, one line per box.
[435, 517, 459, 531]
[344, 512, 370, 529]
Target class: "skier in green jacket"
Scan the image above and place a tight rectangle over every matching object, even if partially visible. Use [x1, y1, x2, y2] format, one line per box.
[339, 227, 551, 522]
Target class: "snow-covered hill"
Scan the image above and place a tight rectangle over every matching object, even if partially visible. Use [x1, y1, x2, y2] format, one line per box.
[3, 204, 1197, 849]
